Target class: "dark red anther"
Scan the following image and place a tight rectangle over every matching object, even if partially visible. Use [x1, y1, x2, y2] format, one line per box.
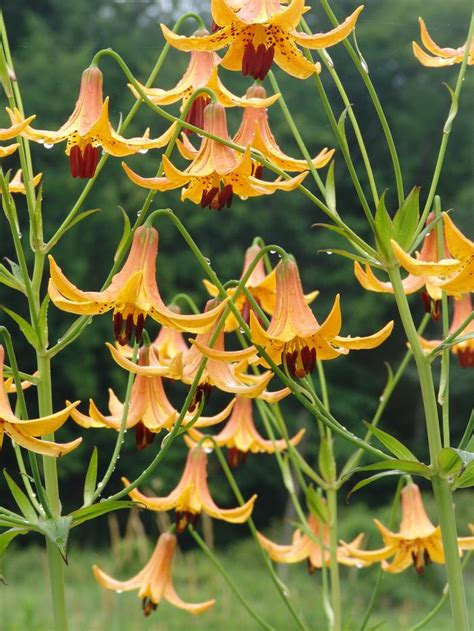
[200, 187, 219, 208]
[457, 348, 474, 368]
[135, 313, 145, 343]
[412, 550, 425, 575]
[135, 422, 156, 450]
[253, 43, 267, 79]
[211, 19, 221, 33]
[69, 143, 99, 178]
[307, 558, 316, 575]
[301, 346, 316, 376]
[420, 291, 440, 321]
[242, 42, 255, 77]
[121, 313, 134, 345]
[227, 447, 249, 468]
[285, 350, 298, 378]
[423, 549, 431, 566]
[252, 164, 263, 179]
[142, 597, 158, 617]
[259, 44, 275, 80]
[217, 184, 234, 209]
[175, 510, 199, 534]
[188, 383, 213, 413]
[185, 96, 210, 134]
[113, 312, 123, 342]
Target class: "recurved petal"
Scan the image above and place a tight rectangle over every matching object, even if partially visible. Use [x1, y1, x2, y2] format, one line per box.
[256, 530, 310, 563]
[412, 42, 457, 67]
[122, 159, 188, 192]
[124, 477, 183, 511]
[291, 6, 364, 49]
[443, 213, 474, 260]
[391, 240, 462, 276]
[1, 401, 79, 436]
[273, 34, 320, 79]
[334, 320, 394, 350]
[161, 23, 233, 52]
[164, 582, 216, 614]
[68, 400, 108, 429]
[4, 424, 82, 457]
[418, 18, 455, 58]
[191, 338, 258, 363]
[0, 112, 36, 140]
[151, 299, 228, 334]
[0, 143, 19, 158]
[203, 492, 257, 523]
[318, 294, 342, 339]
[340, 540, 397, 564]
[93, 564, 142, 592]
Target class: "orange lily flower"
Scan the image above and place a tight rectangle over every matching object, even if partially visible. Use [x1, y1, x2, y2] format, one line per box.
[0, 115, 36, 158]
[413, 18, 474, 67]
[257, 513, 366, 573]
[48, 225, 225, 345]
[161, 2, 363, 80]
[123, 103, 306, 210]
[0, 169, 42, 195]
[185, 396, 305, 467]
[250, 257, 393, 377]
[8, 66, 174, 178]
[129, 35, 279, 132]
[94, 532, 215, 616]
[4, 372, 37, 394]
[341, 483, 471, 574]
[391, 213, 474, 298]
[108, 302, 287, 409]
[420, 294, 474, 368]
[0, 346, 81, 457]
[203, 242, 316, 332]
[233, 84, 334, 172]
[124, 445, 257, 532]
[70, 346, 234, 450]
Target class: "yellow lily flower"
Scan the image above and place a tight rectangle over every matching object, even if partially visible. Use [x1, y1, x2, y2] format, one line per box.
[7, 66, 175, 179]
[413, 18, 474, 67]
[185, 396, 305, 467]
[203, 242, 317, 332]
[129, 33, 279, 133]
[420, 294, 474, 368]
[250, 257, 393, 377]
[161, 2, 363, 80]
[257, 513, 366, 572]
[108, 301, 287, 407]
[4, 372, 37, 394]
[123, 445, 257, 532]
[123, 102, 307, 210]
[93, 532, 215, 616]
[48, 225, 225, 345]
[0, 346, 81, 457]
[341, 483, 471, 574]
[0, 169, 42, 195]
[0, 115, 36, 158]
[70, 345, 234, 450]
[233, 84, 334, 172]
[391, 213, 474, 298]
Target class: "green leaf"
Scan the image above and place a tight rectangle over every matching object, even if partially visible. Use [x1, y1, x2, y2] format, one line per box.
[325, 160, 336, 213]
[458, 410, 474, 450]
[363, 422, 419, 462]
[319, 437, 336, 482]
[443, 83, 458, 134]
[37, 516, 72, 561]
[337, 105, 350, 149]
[1, 307, 39, 347]
[0, 528, 28, 584]
[3, 471, 37, 523]
[456, 461, 474, 488]
[3, 258, 24, 287]
[348, 470, 407, 499]
[65, 208, 101, 233]
[38, 294, 50, 344]
[114, 206, 131, 263]
[437, 448, 463, 478]
[83, 447, 98, 506]
[354, 459, 431, 477]
[0, 264, 25, 293]
[374, 192, 393, 260]
[71, 500, 136, 527]
[306, 486, 329, 524]
[392, 187, 420, 250]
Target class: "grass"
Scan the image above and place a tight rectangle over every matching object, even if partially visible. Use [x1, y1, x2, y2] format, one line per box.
[1, 521, 473, 631]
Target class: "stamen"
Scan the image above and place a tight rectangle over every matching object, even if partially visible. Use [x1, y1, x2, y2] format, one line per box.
[211, 20, 221, 33]
[175, 510, 199, 534]
[252, 164, 263, 179]
[259, 45, 275, 80]
[142, 597, 158, 617]
[135, 422, 156, 450]
[227, 447, 249, 468]
[420, 291, 440, 321]
[217, 184, 233, 209]
[241, 42, 275, 80]
[457, 347, 474, 368]
[69, 144, 99, 179]
[242, 42, 255, 77]
[185, 96, 210, 134]
[301, 346, 316, 375]
[306, 558, 316, 575]
[135, 313, 145, 343]
[189, 383, 213, 412]
[285, 350, 298, 378]
[200, 187, 219, 208]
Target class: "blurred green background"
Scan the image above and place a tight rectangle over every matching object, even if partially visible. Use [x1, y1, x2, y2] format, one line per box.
[0, 0, 472, 627]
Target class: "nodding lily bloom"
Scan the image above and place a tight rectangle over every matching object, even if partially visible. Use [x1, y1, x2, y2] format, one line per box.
[420, 294, 474, 368]
[185, 396, 305, 467]
[233, 84, 334, 172]
[70, 347, 234, 450]
[341, 483, 472, 574]
[123, 445, 257, 532]
[0, 115, 36, 157]
[123, 103, 307, 210]
[391, 213, 474, 299]
[94, 532, 215, 617]
[129, 36, 279, 133]
[413, 18, 474, 67]
[161, 2, 363, 80]
[48, 226, 225, 345]
[203, 243, 318, 331]
[0, 347, 81, 457]
[257, 513, 366, 573]
[108, 301, 288, 407]
[250, 257, 393, 378]
[8, 66, 175, 179]
[1, 169, 42, 195]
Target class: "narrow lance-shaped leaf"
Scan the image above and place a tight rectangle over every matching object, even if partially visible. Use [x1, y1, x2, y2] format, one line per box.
[363, 422, 419, 462]
[392, 186, 420, 250]
[306, 486, 329, 523]
[83, 447, 98, 506]
[3, 471, 38, 523]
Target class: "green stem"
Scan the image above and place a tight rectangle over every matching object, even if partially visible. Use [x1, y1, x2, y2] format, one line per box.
[327, 488, 341, 631]
[388, 267, 468, 629]
[417, 12, 474, 230]
[189, 526, 276, 631]
[319, 0, 404, 205]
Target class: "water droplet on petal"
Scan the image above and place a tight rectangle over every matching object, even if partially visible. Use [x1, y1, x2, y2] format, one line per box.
[327, 251, 333, 255]
[138, 149, 148, 155]
[115, 589, 123, 594]
[44, 142, 54, 149]
[204, 446, 213, 454]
